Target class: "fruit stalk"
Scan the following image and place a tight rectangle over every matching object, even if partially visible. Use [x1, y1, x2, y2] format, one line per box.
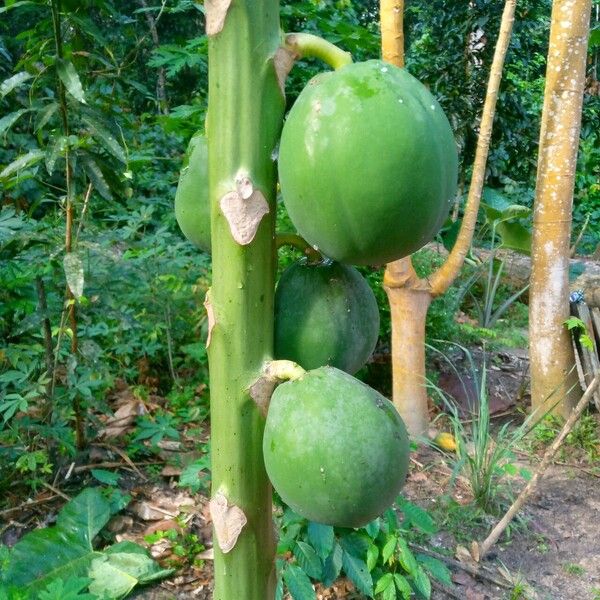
[206, 1, 285, 597]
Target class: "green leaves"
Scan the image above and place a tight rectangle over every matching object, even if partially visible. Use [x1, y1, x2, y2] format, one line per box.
[0, 109, 29, 137]
[1, 489, 171, 597]
[307, 522, 334, 560]
[0, 71, 32, 97]
[341, 550, 373, 597]
[293, 541, 322, 580]
[282, 563, 316, 600]
[56, 59, 86, 104]
[0, 149, 45, 179]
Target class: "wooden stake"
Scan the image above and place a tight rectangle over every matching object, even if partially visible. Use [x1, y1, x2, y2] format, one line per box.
[477, 374, 600, 560]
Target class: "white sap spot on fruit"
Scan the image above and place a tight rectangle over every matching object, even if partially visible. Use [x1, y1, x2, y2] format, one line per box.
[380, 67, 388, 73]
[398, 98, 404, 103]
[430, 104, 436, 110]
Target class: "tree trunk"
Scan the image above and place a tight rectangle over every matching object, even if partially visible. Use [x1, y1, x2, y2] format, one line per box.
[529, 0, 592, 417]
[381, 0, 517, 437]
[206, 1, 284, 597]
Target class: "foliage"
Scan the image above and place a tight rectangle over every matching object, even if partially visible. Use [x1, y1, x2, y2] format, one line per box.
[275, 497, 452, 599]
[0, 487, 172, 598]
[429, 346, 534, 514]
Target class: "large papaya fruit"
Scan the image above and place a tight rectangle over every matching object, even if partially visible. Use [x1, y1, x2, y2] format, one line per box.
[274, 259, 379, 374]
[174, 134, 211, 252]
[278, 60, 458, 265]
[263, 366, 409, 527]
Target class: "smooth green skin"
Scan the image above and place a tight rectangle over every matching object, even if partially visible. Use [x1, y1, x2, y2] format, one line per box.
[174, 133, 211, 252]
[263, 367, 410, 528]
[207, 1, 285, 598]
[274, 260, 379, 374]
[278, 59, 458, 266]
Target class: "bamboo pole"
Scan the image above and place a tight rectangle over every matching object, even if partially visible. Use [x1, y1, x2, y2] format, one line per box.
[529, 0, 592, 417]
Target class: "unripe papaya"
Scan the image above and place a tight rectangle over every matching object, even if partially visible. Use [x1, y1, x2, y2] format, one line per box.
[263, 366, 409, 527]
[274, 259, 379, 374]
[278, 60, 458, 265]
[174, 134, 211, 252]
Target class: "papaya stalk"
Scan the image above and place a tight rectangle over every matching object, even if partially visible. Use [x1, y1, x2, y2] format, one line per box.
[381, 0, 517, 436]
[205, 0, 285, 597]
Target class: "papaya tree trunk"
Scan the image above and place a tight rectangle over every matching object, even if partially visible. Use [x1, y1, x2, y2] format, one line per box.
[529, 0, 592, 416]
[381, 0, 516, 437]
[206, 1, 284, 598]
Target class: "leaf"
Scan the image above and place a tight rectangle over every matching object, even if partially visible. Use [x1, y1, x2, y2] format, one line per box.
[63, 252, 85, 300]
[35, 102, 59, 132]
[374, 572, 394, 595]
[38, 577, 95, 600]
[91, 469, 120, 486]
[496, 221, 531, 254]
[0, 149, 45, 179]
[46, 135, 68, 175]
[398, 499, 437, 534]
[411, 565, 431, 599]
[0, 71, 32, 97]
[382, 535, 397, 565]
[394, 573, 413, 600]
[3, 488, 111, 593]
[88, 551, 173, 599]
[81, 114, 126, 163]
[0, 109, 28, 137]
[275, 573, 284, 600]
[383, 581, 398, 600]
[82, 154, 112, 200]
[366, 543, 379, 572]
[293, 541, 322, 580]
[339, 531, 370, 558]
[56, 59, 86, 103]
[321, 542, 343, 587]
[0, 1, 36, 14]
[588, 26, 600, 49]
[396, 538, 418, 575]
[307, 522, 334, 560]
[342, 550, 373, 597]
[282, 563, 316, 600]
[416, 555, 453, 587]
[364, 518, 381, 539]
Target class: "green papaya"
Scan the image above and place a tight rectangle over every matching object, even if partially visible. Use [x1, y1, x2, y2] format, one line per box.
[274, 259, 379, 374]
[278, 59, 458, 265]
[174, 133, 211, 252]
[263, 366, 409, 527]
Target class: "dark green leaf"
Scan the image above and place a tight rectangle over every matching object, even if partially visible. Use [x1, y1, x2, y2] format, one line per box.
[293, 541, 322, 580]
[0, 150, 45, 179]
[307, 522, 334, 560]
[0, 72, 32, 97]
[82, 154, 112, 200]
[339, 531, 370, 558]
[56, 59, 86, 103]
[398, 500, 437, 534]
[364, 518, 381, 539]
[322, 542, 343, 587]
[38, 577, 95, 600]
[283, 563, 316, 600]
[45, 135, 68, 175]
[81, 114, 126, 163]
[34, 102, 59, 132]
[342, 550, 373, 597]
[0, 109, 28, 137]
[411, 565, 431, 599]
[416, 555, 452, 587]
[0, 1, 36, 14]
[91, 469, 120, 486]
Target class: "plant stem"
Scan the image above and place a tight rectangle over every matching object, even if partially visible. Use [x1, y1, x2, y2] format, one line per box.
[276, 232, 322, 262]
[207, 1, 285, 597]
[35, 276, 54, 404]
[284, 32, 352, 70]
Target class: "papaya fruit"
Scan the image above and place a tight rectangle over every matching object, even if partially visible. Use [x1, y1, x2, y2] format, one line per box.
[263, 366, 409, 527]
[274, 259, 379, 374]
[278, 59, 458, 265]
[174, 133, 211, 252]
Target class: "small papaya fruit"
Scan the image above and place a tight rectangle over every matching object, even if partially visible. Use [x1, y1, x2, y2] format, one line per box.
[263, 366, 410, 527]
[174, 133, 211, 252]
[274, 259, 379, 374]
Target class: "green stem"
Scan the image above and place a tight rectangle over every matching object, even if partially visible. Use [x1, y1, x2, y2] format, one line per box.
[207, 1, 285, 598]
[276, 232, 323, 262]
[285, 32, 353, 70]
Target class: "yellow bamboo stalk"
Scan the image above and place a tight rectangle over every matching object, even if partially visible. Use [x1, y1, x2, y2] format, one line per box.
[529, 0, 592, 416]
